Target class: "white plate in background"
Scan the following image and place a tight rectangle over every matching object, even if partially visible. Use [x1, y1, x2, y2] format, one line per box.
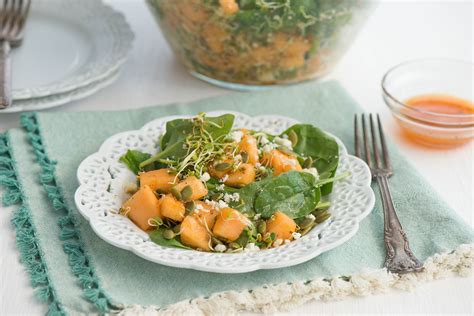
[1, 0, 133, 113]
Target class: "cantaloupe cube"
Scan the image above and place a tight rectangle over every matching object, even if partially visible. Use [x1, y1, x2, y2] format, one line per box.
[193, 201, 218, 229]
[160, 194, 185, 222]
[266, 211, 296, 240]
[262, 149, 302, 176]
[208, 158, 233, 180]
[225, 163, 256, 188]
[180, 215, 211, 251]
[239, 134, 259, 165]
[139, 168, 176, 193]
[122, 185, 161, 231]
[173, 176, 208, 201]
[212, 208, 249, 241]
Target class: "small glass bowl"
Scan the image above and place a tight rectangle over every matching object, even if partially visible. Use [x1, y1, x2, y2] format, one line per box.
[382, 58, 474, 148]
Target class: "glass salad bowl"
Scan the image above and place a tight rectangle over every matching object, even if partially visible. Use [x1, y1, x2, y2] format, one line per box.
[147, 0, 375, 90]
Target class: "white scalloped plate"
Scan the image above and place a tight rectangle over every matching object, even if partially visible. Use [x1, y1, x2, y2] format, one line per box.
[75, 111, 375, 273]
[9, 0, 133, 101]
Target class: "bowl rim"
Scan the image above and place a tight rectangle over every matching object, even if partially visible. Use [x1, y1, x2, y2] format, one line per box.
[381, 58, 474, 121]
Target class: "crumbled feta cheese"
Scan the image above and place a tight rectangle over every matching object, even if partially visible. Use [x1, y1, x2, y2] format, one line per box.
[244, 243, 260, 253]
[216, 184, 225, 191]
[273, 239, 283, 247]
[223, 193, 231, 203]
[306, 214, 316, 220]
[217, 200, 229, 209]
[199, 172, 210, 182]
[222, 192, 240, 203]
[214, 244, 227, 252]
[232, 192, 240, 201]
[255, 162, 261, 168]
[292, 232, 302, 240]
[230, 131, 244, 143]
[259, 136, 270, 145]
[220, 174, 229, 183]
[195, 204, 204, 210]
[262, 143, 276, 153]
[234, 154, 242, 162]
[274, 136, 293, 149]
[253, 213, 261, 220]
[302, 168, 319, 180]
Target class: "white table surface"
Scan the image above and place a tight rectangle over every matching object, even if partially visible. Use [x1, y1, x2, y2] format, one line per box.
[1, 0, 473, 315]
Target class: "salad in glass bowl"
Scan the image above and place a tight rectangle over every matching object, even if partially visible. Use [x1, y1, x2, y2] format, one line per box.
[147, 0, 374, 89]
[118, 113, 345, 253]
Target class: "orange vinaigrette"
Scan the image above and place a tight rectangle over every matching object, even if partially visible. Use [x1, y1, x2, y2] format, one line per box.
[398, 94, 474, 147]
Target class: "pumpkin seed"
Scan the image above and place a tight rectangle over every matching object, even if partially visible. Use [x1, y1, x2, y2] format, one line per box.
[314, 201, 331, 211]
[300, 225, 314, 236]
[257, 221, 266, 234]
[180, 185, 193, 201]
[279, 146, 294, 156]
[172, 224, 181, 234]
[211, 237, 223, 247]
[315, 211, 330, 224]
[170, 187, 182, 200]
[303, 157, 313, 169]
[155, 189, 165, 195]
[229, 242, 241, 249]
[299, 217, 315, 230]
[214, 162, 232, 171]
[240, 151, 249, 163]
[184, 201, 195, 214]
[288, 130, 298, 147]
[211, 193, 222, 201]
[162, 229, 175, 240]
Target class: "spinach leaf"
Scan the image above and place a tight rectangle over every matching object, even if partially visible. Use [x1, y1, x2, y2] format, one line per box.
[149, 228, 191, 250]
[233, 175, 274, 215]
[140, 114, 235, 168]
[160, 118, 194, 152]
[119, 150, 151, 174]
[281, 124, 339, 195]
[254, 171, 321, 219]
[202, 114, 235, 141]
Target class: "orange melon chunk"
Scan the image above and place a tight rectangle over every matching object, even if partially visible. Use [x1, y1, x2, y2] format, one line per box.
[180, 215, 211, 251]
[193, 201, 218, 229]
[173, 176, 208, 201]
[139, 168, 176, 193]
[219, 0, 239, 15]
[266, 211, 297, 240]
[262, 149, 302, 176]
[239, 134, 259, 165]
[212, 208, 249, 241]
[224, 163, 256, 188]
[122, 185, 161, 231]
[160, 194, 185, 222]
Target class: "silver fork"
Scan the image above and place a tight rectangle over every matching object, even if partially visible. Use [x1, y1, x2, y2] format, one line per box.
[0, 0, 31, 109]
[354, 113, 423, 274]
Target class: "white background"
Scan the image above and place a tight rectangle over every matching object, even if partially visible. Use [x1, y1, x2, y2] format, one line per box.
[1, 0, 473, 315]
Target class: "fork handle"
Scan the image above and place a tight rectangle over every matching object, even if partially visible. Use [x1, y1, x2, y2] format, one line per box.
[0, 40, 12, 109]
[375, 175, 423, 274]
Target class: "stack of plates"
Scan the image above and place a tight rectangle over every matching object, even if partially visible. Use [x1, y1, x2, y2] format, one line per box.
[2, 0, 134, 113]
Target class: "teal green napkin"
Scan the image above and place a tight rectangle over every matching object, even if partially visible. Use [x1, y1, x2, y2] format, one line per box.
[2, 81, 472, 315]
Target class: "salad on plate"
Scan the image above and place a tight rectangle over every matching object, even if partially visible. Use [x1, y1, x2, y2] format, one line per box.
[119, 113, 344, 253]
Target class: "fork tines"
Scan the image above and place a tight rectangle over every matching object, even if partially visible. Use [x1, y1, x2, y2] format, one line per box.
[0, 0, 31, 41]
[354, 114, 392, 174]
